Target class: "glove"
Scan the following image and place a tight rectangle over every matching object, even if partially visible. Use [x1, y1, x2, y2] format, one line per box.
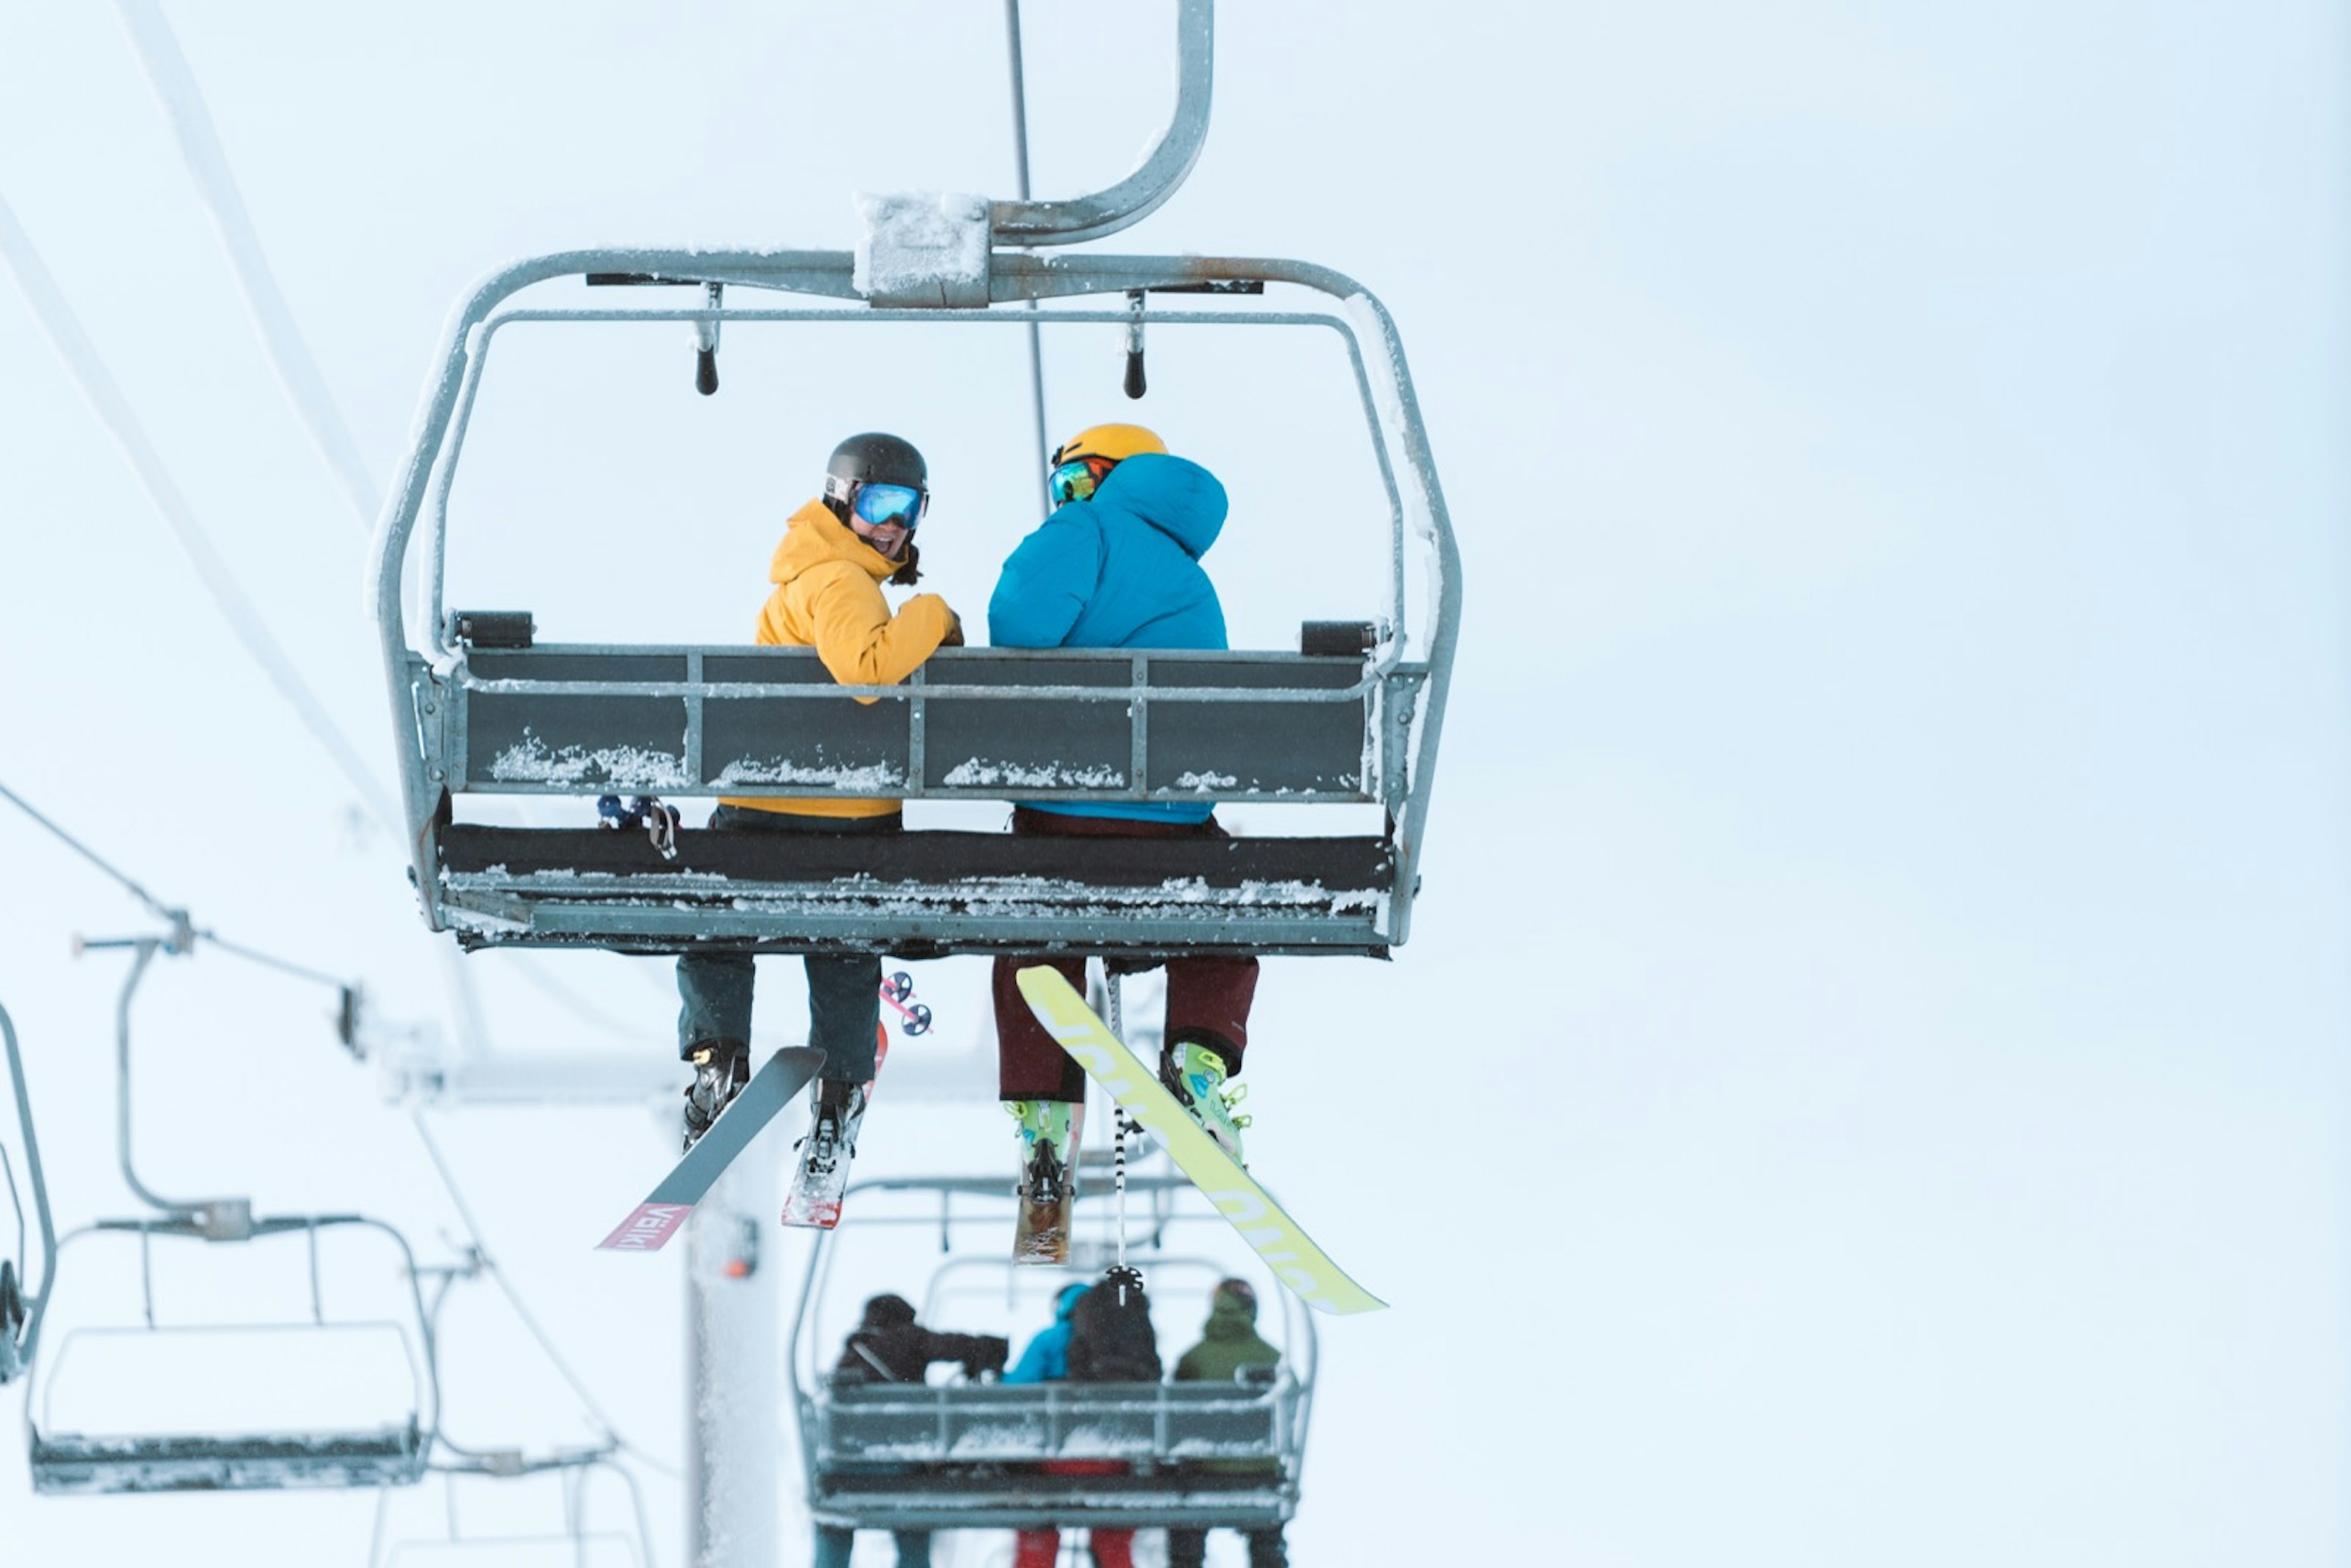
[964, 1335, 1010, 1379]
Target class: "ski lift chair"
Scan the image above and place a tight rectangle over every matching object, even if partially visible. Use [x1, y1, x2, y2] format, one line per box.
[367, 1458, 656, 1568]
[23, 937, 435, 1494]
[790, 1174, 1314, 1535]
[26, 1217, 435, 1494]
[370, 0, 1458, 962]
[0, 1000, 57, 1387]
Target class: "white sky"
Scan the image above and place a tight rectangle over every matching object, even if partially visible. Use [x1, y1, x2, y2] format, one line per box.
[2, 2, 2348, 1564]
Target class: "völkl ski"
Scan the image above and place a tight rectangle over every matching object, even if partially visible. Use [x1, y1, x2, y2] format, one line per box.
[599, 1046, 822, 1252]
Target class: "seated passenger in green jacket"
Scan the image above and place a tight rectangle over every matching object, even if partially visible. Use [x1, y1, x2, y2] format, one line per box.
[1170, 1278, 1288, 1568]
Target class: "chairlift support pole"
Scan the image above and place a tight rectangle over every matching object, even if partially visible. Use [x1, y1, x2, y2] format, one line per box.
[686, 1146, 781, 1568]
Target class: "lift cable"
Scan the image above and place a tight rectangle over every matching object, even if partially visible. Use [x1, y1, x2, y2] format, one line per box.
[1003, 0, 1053, 518]
[407, 1112, 678, 1480]
[111, 0, 383, 532]
[0, 193, 629, 1054]
[107, 7, 678, 1054]
[0, 775, 355, 999]
[0, 196, 399, 830]
[0, 778, 185, 934]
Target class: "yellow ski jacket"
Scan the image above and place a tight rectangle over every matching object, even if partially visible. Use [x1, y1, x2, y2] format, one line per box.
[722, 499, 959, 820]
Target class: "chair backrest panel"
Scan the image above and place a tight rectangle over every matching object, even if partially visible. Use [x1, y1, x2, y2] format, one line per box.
[444, 645, 1377, 803]
[918, 655, 1136, 793]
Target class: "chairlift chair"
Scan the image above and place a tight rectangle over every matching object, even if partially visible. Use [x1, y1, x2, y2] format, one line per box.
[21, 937, 436, 1494]
[789, 1173, 1315, 1534]
[369, 0, 1458, 961]
[26, 1214, 435, 1495]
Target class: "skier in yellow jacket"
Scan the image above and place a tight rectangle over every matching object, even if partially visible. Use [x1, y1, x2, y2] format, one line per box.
[678, 432, 961, 1227]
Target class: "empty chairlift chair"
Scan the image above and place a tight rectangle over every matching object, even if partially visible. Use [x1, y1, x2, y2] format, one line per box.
[22, 937, 433, 1495]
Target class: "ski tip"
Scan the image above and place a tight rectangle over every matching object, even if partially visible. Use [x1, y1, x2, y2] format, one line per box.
[598, 1202, 692, 1253]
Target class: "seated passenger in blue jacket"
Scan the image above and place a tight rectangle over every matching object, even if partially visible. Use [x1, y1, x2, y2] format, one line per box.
[989, 424, 1259, 1263]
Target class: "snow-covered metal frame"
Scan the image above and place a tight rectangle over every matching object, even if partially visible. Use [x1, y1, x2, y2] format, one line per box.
[786, 1174, 1318, 1533]
[370, 252, 1458, 958]
[0, 1001, 55, 1387]
[20, 945, 437, 1493]
[25, 1215, 435, 1495]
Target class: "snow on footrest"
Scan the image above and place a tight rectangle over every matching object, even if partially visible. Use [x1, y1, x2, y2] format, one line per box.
[433, 827, 1398, 956]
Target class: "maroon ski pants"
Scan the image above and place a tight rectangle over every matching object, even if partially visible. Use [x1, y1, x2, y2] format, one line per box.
[993, 808, 1259, 1103]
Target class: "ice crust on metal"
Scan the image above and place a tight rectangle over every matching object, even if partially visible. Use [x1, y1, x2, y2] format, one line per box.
[853, 190, 989, 306]
[489, 733, 689, 788]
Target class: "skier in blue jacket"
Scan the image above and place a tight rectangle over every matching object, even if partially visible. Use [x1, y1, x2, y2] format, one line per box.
[989, 424, 1259, 1263]
[1003, 1281, 1092, 1384]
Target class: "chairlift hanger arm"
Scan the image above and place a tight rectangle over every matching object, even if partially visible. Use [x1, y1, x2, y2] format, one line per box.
[1, 1002, 56, 1381]
[990, 0, 1212, 247]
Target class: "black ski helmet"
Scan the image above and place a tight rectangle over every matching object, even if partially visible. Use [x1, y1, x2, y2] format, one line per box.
[823, 432, 927, 510]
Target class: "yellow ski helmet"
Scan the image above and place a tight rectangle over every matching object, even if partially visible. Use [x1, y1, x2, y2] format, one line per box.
[1048, 423, 1167, 467]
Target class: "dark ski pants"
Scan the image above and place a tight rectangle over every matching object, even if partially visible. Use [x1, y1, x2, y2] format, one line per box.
[814, 1523, 929, 1567]
[1169, 1524, 1288, 1568]
[992, 808, 1259, 1103]
[675, 805, 890, 1084]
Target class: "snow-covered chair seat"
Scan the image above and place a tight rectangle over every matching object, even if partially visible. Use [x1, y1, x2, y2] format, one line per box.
[806, 1379, 1297, 1531]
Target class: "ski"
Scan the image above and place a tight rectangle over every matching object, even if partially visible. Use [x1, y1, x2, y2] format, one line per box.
[598, 1046, 822, 1253]
[1011, 1099, 1083, 1266]
[1014, 966, 1386, 1315]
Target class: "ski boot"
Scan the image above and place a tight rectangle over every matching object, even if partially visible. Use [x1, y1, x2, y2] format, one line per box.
[781, 1079, 868, 1229]
[1159, 1040, 1251, 1165]
[681, 1039, 751, 1152]
[1006, 1098, 1082, 1264]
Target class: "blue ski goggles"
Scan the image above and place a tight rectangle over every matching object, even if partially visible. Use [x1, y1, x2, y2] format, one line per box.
[1049, 456, 1115, 506]
[851, 481, 926, 531]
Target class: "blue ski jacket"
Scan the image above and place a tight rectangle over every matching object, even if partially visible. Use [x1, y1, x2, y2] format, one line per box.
[1004, 1283, 1092, 1385]
[987, 452, 1230, 824]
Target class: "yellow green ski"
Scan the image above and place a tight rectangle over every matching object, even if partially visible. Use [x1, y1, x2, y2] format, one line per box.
[1015, 966, 1385, 1316]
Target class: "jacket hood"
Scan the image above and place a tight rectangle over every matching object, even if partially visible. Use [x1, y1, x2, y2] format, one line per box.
[861, 1293, 917, 1330]
[771, 497, 902, 584]
[1052, 1283, 1089, 1322]
[1201, 1289, 1260, 1341]
[1092, 452, 1226, 560]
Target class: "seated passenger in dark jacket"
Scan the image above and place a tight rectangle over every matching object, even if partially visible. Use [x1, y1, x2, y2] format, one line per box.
[831, 1291, 1008, 1386]
[819, 1294, 1008, 1568]
[1013, 1266, 1162, 1568]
